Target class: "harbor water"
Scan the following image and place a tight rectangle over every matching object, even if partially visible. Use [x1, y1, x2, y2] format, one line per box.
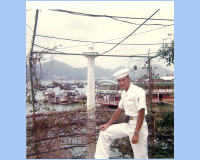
[26, 80, 89, 115]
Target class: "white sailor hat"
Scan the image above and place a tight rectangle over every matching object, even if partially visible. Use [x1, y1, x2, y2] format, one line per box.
[113, 68, 130, 79]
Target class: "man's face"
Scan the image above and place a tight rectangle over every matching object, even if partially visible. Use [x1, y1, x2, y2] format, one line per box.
[117, 76, 130, 90]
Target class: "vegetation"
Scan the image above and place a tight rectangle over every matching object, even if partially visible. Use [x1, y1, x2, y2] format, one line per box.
[115, 111, 174, 159]
[153, 112, 174, 158]
[157, 33, 174, 66]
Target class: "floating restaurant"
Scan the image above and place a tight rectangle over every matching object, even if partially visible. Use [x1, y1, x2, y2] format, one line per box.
[96, 80, 122, 107]
[96, 79, 174, 107]
[132, 81, 174, 103]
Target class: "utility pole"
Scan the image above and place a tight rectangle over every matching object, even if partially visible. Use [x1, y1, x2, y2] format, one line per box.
[29, 9, 39, 117]
[83, 44, 98, 158]
[148, 49, 152, 111]
[28, 9, 39, 159]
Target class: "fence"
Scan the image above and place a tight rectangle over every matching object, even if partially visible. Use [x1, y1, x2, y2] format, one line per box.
[26, 105, 174, 159]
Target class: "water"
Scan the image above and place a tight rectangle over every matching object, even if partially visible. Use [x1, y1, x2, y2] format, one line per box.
[26, 80, 89, 115]
[26, 79, 174, 115]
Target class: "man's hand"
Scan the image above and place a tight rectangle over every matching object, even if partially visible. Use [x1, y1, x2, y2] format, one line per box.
[99, 123, 110, 131]
[132, 134, 139, 144]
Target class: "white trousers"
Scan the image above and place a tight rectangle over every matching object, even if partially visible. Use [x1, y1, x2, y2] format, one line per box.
[94, 118, 148, 159]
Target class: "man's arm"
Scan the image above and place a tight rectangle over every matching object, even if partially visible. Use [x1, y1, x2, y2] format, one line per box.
[100, 107, 123, 131]
[132, 108, 145, 144]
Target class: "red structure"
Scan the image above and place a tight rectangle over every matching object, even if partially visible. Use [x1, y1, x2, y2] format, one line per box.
[96, 80, 174, 107]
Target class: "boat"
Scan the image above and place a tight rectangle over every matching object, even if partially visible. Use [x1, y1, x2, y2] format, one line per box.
[57, 93, 70, 104]
[49, 98, 59, 104]
[60, 84, 65, 89]
[43, 90, 55, 99]
[68, 97, 75, 103]
[60, 102, 70, 105]
[78, 93, 87, 100]
[60, 83, 75, 90]
[47, 84, 55, 88]
[53, 81, 60, 87]
[64, 86, 76, 90]
[39, 83, 47, 91]
[77, 82, 84, 88]
[43, 96, 49, 102]
[75, 90, 79, 95]
[73, 99, 80, 103]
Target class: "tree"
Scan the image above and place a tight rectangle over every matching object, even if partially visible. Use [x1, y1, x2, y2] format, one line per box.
[157, 33, 174, 66]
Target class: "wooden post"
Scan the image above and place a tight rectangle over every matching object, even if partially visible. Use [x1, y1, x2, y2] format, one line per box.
[28, 9, 39, 159]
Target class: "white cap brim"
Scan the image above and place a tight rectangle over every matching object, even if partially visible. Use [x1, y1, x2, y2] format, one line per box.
[113, 68, 130, 79]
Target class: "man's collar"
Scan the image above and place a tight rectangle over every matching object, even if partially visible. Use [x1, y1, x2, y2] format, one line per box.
[124, 83, 133, 96]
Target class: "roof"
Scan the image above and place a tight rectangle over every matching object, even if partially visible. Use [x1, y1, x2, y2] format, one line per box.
[96, 80, 117, 85]
[96, 80, 174, 86]
[152, 76, 160, 79]
[160, 76, 174, 80]
[132, 82, 174, 85]
[97, 90, 117, 94]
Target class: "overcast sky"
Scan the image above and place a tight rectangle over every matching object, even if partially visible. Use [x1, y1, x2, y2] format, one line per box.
[26, 1, 174, 72]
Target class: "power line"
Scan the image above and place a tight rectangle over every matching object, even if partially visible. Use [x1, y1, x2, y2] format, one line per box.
[32, 9, 173, 55]
[109, 17, 173, 26]
[34, 44, 59, 52]
[33, 43, 159, 57]
[55, 24, 174, 49]
[137, 51, 158, 56]
[49, 9, 174, 21]
[101, 9, 160, 55]
[26, 24, 33, 32]
[99, 24, 174, 44]
[33, 50, 153, 58]
[35, 35, 170, 46]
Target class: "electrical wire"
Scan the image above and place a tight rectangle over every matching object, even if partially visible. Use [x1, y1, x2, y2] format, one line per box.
[99, 24, 174, 44]
[35, 35, 170, 46]
[28, 9, 174, 50]
[49, 9, 174, 21]
[101, 9, 160, 55]
[33, 43, 160, 57]
[34, 44, 60, 52]
[31, 9, 173, 57]
[26, 24, 33, 32]
[34, 23, 173, 49]
[54, 24, 174, 49]
[109, 17, 173, 26]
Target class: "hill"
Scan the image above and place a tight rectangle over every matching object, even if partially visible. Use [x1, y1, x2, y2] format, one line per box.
[26, 60, 174, 80]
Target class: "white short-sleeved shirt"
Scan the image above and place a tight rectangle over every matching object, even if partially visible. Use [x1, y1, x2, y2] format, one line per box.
[118, 83, 147, 116]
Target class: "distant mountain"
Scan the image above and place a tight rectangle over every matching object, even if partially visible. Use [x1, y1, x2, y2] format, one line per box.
[26, 60, 173, 80]
[129, 64, 174, 79]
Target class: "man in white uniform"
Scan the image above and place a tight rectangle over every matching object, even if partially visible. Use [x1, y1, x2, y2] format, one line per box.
[94, 68, 148, 159]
